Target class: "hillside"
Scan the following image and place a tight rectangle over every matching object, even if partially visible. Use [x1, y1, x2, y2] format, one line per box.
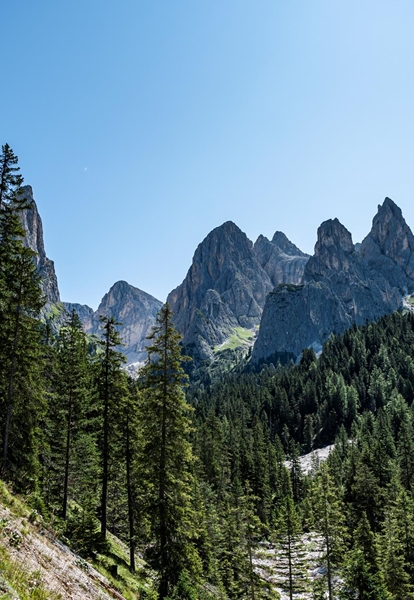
[0, 481, 156, 600]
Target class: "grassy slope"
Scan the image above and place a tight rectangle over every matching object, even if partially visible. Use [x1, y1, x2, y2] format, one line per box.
[0, 481, 156, 600]
[214, 326, 256, 353]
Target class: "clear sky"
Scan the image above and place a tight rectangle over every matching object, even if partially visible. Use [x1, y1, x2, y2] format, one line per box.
[3, 1, 414, 309]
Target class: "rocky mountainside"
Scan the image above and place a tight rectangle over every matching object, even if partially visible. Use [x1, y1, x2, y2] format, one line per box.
[167, 221, 308, 360]
[252, 199, 408, 363]
[254, 231, 309, 287]
[65, 281, 163, 367]
[19, 185, 61, 311]
[360, 197, 414, 293]
[21, 185, 413, 371]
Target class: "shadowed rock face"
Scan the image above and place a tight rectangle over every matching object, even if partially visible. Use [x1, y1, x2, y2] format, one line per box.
[64, 281, 163, 365]
[167, 221, 273, 360]
[19, 185, 61, 310]
[360, 197, 414, 293]
[252, 209, 404, 362]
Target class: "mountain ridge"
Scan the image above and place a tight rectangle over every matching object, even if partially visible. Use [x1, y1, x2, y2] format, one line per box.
[20, 186, 414, 370]
[252, 199, 409, 362]
[167, 220, 308, 360]
[64, 280, 163, 367]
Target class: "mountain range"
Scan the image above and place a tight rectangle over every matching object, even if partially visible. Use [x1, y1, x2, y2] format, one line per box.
[21, 185, 414, 367]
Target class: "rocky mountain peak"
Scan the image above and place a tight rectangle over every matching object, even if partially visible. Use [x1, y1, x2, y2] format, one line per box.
[167, 222, 273, 360]
[370, 197, 409, 246]
[271, 230, 308, 257]
[314, 218, 354, 256]
[96, 280, 162, 323]
[382, 196, 403, 216]
[192, 221, 253, 270]
[19, 186, 47, 264]
[252, 204, 404, 364]
[360, 197, 414, 292]
[305, 218, 354, 280]
[65, 281, 163, 368]
[100, 280, 136, 305]
[254, 231, 309, 289]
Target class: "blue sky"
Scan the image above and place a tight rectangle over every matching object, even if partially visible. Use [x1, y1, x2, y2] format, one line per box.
[3, 1, 414, 309]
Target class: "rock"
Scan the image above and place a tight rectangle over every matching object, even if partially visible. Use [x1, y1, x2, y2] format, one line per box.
[252, 215, 402, 362]
[271, 231, 308, 257]
[254, 231, 309, 287]
[63, 303, 95, 331]
[167, 221, 273, 360]
[304, 218, 354, 279]
[65, 281, 163, 366]
[360, 197, 414, 293]
[18, 185, 61, 314]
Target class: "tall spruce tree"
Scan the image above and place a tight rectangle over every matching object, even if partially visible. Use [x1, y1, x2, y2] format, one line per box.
[96, 315, 125, 540]
[0, 145, 45, 483]
[53, 309, 94, 519]
[312, 464, 347, 600]
[274, 493, 309, 600]
[138, 303, 201, 598]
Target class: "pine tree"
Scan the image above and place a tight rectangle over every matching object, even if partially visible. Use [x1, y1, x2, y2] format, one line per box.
[52, 309, 94, 519]
[96, 315, 126, 540]
[115, 377, 141, 572]
[138, 303, 201, 598]
[340, 512, 389, 600]
[274, 493, 309, 600]
[378, 508, 414, 599]
[313, 464, 347, 600]
[0, 145, 45, 483]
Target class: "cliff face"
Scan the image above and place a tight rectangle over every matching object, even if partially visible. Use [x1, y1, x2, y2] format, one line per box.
[252, 206, 405, 362]
[19, 185, 61, 311]
[360, 197, 414, 293]
[167, 221, 272, 359]
[65, 281, 163, 366]
[254, 231, 309, 287]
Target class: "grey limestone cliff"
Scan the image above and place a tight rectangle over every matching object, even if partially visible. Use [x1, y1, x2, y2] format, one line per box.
[167, 221, 310, 360]
[63, 303, 95, 331]
[167, 221, 273, 360]
[65, 281, 163, 366]
[19, 185, 61, 311]
[252, 210, 403, 362]
[360, 197, 414, 293]
[254, 231, 309, 287]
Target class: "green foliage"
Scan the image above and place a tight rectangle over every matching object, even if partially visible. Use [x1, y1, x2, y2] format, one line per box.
[95, 315, 126, 540]
[165, 571, 210, 600]
[137, 303, 202, 598]
[312, 464, 347, 600]
[214, 327, 255, 353]
[0, 144, 45, 487]
[45, 309, 97, 518]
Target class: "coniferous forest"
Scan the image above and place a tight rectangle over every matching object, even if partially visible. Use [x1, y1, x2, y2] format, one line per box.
[3, 144, 414, 599]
